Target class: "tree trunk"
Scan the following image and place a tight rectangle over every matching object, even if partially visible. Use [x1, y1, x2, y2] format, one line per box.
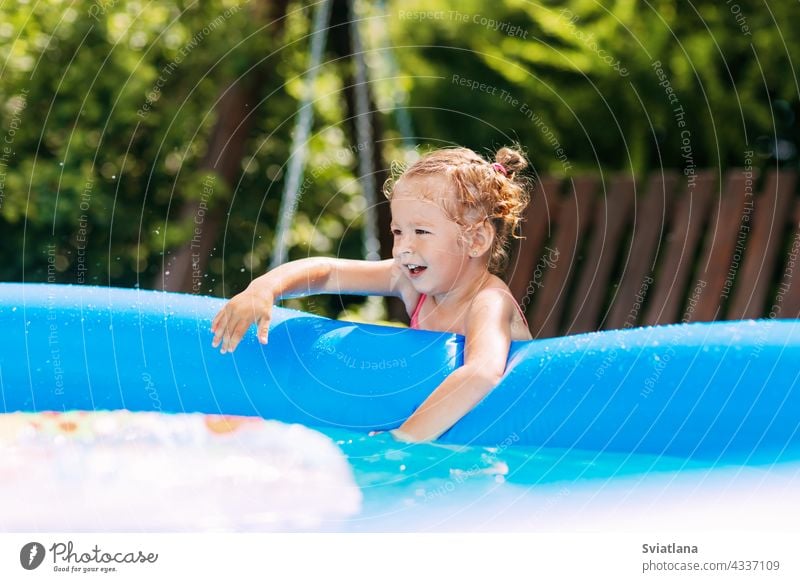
[329, 0, 408, 323]
[155, 0, 290, 293]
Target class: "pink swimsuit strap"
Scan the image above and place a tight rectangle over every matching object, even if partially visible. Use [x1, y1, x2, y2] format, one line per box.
[408, 290, 528, 330]
[409, 293, 427, 329]
[499, 288, 530, 329]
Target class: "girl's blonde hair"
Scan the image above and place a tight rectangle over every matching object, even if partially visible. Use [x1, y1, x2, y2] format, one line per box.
[384, 146, 531, 275]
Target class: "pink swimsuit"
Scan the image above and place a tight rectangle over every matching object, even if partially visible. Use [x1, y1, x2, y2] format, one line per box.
[409, 291, 529, 330]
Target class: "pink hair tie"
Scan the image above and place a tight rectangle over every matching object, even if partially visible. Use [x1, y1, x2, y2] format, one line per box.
[492, 162, 508, 176]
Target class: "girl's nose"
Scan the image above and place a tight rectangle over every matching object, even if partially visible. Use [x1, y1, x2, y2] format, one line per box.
[394, 237, 413, 256]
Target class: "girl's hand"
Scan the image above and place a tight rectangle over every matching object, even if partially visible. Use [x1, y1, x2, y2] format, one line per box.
[389, 428, 421, 443]
[370, 429, 421, 443]
[211, 284, 275, 353]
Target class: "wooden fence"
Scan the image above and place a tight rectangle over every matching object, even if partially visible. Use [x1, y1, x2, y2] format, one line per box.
[505, 168, 800, 338]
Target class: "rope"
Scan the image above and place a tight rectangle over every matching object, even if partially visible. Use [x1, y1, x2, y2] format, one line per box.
[270, 0, 332, 269]
[375, 0, 415, 151]
[348, 0, 381, 261]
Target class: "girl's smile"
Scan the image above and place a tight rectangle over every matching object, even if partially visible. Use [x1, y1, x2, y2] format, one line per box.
[389, 175, 475, 295]
[405, 264, 427, 277]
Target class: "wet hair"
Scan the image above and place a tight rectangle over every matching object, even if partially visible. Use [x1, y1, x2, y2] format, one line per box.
[384, 146, 531, 275]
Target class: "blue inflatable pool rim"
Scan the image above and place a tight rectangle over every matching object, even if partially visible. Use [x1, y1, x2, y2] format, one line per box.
[1, 283, 798, 462]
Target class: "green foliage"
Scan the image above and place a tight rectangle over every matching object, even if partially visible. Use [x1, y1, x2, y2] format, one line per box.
[0, 0, 367, 303]
[379, 0, 799, 174]
[2, 0, 798, 319]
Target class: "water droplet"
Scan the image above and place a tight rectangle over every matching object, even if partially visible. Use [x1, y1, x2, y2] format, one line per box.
[240, 268, 245, 272]
[112, 175, 116, 179]
[165, 270, 170, 275]
[59, 162, 64, 167]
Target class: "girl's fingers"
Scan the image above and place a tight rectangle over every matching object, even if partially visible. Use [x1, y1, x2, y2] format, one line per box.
[211, 309, 222, 332]
[218, 317, 236, 352]
[211, 314, 228, 348]
[228, 319, 251, 352]
[212, 310, 232, 348]
[212, 294, 270, 353]
[257, 318, 270, 344]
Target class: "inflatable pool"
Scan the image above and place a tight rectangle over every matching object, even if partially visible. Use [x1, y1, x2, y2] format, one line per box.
[2, 283, 799, 463]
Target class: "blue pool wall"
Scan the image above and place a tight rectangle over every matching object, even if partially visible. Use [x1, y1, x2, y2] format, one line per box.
[1, 283, 798, 462]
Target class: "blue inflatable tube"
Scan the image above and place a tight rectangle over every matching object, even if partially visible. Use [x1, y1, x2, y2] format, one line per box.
[1, 283, 799, 461]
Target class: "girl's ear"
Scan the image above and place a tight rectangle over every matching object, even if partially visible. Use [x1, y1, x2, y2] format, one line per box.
[468, 219, 495, 258]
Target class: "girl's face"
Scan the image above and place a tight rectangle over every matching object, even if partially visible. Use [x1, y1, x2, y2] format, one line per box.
[390, 175, 473, 295]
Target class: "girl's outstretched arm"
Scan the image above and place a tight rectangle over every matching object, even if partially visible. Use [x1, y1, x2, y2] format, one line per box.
[211, 257, 400, 353]
[391, 288, 515, 443]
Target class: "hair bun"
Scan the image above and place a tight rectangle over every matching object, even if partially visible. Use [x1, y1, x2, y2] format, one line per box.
[495, 147, 527, 174]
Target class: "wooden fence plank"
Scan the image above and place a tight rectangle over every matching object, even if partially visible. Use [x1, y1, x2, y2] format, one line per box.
[529, 176, 597, 338]
[605, 171, 679, 330]
[775, 198, 800, 319]
[508, 177, 563, 306]
[728, 170, 797, 320]
[568, 174, 635, 334]
[642, 171, 716, 326]
[687, 169, 758, 322]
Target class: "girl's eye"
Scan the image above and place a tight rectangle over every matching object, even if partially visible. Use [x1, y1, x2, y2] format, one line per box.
[415, 229, 430, 235]
[391, 229, 402, 236]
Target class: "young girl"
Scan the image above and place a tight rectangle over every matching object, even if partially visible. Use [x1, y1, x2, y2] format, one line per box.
[211, 146, 532, 442]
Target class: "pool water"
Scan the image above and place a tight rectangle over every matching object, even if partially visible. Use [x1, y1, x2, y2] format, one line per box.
[316, 426, 800, 532]
[2, 411, 798, 532]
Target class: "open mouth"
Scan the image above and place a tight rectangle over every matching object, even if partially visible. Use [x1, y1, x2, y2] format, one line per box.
[406, 264, 427, 276]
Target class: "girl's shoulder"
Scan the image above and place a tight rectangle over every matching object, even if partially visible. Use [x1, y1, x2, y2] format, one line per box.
[470, 282, 517, 310]
[470, 278, 532, 340]
[473, 275, 516, 301]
